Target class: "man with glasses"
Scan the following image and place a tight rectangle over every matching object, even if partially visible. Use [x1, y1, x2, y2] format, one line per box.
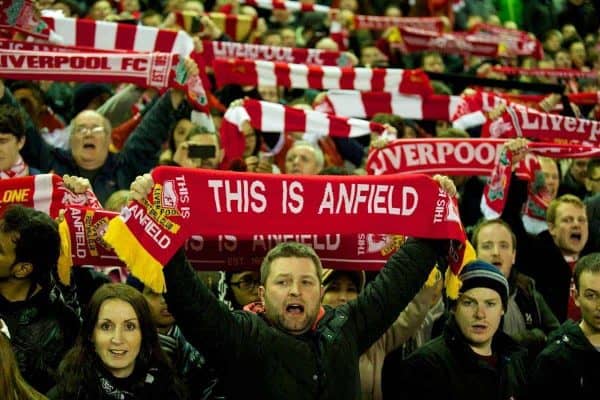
[0, 58, 199, 204]
[530, 253, 600, 397]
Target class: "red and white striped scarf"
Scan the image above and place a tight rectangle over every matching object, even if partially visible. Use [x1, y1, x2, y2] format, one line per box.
[201, 39, 344, 66]
[41, 15, 194, 55]
[366, 138, 600, 176]
[240, 0, 330, 13]
[220, 98, 389, 166]
[212, 58, 433, 95]
[315, 90, 462, 121]
[239, 0, 444, 32]
[0, 155, 29, 179]
[0, 173, 101, 218]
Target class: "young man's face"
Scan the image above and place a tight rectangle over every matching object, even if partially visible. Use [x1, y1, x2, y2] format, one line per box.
[259, 257, 323, 335]
[454, 287, 504, 355]
[475, 224, 516, 279]
[549, 202, 588, 257]
[569, 158, 589, 185]
[0, 134, 25, 171]
[322, 273, 359, 308]
[575, 270, 600, 334]
[142, 287, 175, 330]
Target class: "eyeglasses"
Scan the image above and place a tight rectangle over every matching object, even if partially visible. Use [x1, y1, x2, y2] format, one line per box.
[230, 277, 260, 291]
[73, 125, 106, 136]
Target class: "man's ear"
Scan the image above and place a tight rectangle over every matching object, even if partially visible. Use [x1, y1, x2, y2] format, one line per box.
[11, 262, 33, 279]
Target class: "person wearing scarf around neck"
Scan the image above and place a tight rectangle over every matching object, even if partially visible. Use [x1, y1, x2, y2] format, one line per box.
[0, 104, 38, 178]
[48, 283, 187, 400]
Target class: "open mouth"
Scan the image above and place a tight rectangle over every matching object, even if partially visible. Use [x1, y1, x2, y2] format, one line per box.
[109, 350, 127, 357]
[570, 233, 582, 242]
[490, 261, 503, 268]
[286, 304, 305, 314]
[83, 143, 96, 149]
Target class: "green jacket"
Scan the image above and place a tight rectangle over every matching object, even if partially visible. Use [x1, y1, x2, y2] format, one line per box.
[530, 320, 600, 398]
[394, 316, 529, 400]
[163, 240, 440, 399]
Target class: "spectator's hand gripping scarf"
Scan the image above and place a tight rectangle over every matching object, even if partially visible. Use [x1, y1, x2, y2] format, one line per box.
[103, 167, 471, 295]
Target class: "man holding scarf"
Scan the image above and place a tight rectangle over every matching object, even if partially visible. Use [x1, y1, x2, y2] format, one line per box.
[0, 57, 198, 204]
[128, 173, 456, 399]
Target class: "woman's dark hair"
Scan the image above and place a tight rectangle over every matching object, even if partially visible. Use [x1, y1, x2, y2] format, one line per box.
[55, 283, 184, 399]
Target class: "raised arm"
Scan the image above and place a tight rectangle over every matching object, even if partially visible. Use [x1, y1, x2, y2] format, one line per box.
[117, 58, 197, 182]
[346, 176, 455, 354]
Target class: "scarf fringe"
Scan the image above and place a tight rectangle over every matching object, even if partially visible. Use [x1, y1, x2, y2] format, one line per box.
[104, 217, 166, 293]
[57, 219, 72, 286]
[445, 240, 476, 299]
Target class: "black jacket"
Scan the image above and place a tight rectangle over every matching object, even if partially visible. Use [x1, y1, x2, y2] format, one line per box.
[0, 285, 80, 393]
[508, 271, 560, 357]
[393, 316, 529, 400]
[530, 320, 600, 398]
[163, 239, 441, 399]
[47, 361, 184, 400]
[501, 176, 572, 322]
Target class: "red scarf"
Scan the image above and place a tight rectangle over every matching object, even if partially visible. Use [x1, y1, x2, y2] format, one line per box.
[239, 0, 444, 32]
[212, 58, 433, 96]
[395, 26, 543, 59]
[60, 207, 431, 279]
[201, 39, 344, 66]
[0, 47, 209, 114]
[0, 0, 54, 40]
[0, 174, 100, 218]
[366, 138, 600, 176]
[315, 90, 461, 121]
[103, 167, 468, 294]
[220, 98, 389, 166]
[480, 148, 550, 234]
[492, 66, 598, 80]
[469, 23, 544, 59]
[485, 105, 600, 145]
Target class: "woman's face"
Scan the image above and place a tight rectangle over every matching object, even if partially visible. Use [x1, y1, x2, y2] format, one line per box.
[322, 274, 359, 308]
[92, 299, 142, 378]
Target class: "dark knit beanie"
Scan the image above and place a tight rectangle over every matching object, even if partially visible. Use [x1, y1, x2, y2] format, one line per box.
[459, 260, 509, 309]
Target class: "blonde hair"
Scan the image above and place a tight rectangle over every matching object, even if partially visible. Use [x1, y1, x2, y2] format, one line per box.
[0, 332, 47, 400]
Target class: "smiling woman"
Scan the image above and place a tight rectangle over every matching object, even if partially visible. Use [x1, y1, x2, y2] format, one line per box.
[47, 284, 187, 400]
